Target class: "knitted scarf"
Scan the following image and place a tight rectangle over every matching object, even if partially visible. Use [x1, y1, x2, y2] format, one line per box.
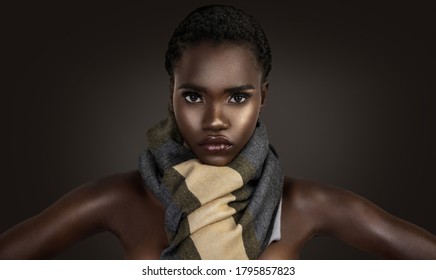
[138, 113, 283, 259]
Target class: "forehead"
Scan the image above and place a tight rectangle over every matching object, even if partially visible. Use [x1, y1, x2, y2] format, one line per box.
[173, 42, 262, 88]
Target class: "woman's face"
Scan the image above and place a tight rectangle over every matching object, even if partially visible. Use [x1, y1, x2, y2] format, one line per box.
[171, 41, 267, 166]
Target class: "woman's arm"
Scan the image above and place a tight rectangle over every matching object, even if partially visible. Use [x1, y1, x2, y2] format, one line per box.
[0, 173, 131, 259]
[287, 177, 436, 259]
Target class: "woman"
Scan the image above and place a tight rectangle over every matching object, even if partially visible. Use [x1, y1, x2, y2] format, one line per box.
[1, 5, 435, 259]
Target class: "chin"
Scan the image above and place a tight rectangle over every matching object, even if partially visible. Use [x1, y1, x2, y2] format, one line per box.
[198, 155, 233, 166]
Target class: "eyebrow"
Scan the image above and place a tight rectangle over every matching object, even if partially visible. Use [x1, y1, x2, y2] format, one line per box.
[177, 83, 255, 93]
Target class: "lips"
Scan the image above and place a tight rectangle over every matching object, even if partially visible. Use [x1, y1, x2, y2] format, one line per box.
[199, 136, 233, 152]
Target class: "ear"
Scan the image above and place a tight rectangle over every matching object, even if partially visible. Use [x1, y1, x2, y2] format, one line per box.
[260, 81, 269, 108]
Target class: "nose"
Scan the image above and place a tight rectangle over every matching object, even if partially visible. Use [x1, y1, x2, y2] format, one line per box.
[202, 103, 229, 131]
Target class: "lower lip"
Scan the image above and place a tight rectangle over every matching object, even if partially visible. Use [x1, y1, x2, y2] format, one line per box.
[200, 144, 232, 152]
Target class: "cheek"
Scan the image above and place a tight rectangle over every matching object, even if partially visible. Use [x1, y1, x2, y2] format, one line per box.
[240, 109, 259, 126]
[173, 102, 201, 135]
[242, 98, 262, 123]
[230, 105, 260, 139]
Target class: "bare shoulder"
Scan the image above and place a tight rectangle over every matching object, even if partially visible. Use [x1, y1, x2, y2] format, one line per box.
[282, 177, 347, 212]
[281, 176, 399, 236]
[68, 170, 165, 235]
[80, 170, 148, 211]
[0, 170, 161, 259]
[75, 170, 145, 203]
[44, 170, 150, 227]
[268, 176, 350, 257]
[91, 171, 167, 258]
[281, 176, 355, 236]
[87, 170, 164, 223]
[283, 176, 357, 207]
[281, 176, 436, 259]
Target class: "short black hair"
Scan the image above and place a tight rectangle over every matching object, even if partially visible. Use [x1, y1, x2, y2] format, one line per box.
[165, 5, 272, 81]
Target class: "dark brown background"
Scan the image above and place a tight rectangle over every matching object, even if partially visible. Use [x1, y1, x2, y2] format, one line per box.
[1, 1, 435, 259]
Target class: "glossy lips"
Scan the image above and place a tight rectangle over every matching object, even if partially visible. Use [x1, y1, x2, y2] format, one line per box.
[199, 136, 233, 152]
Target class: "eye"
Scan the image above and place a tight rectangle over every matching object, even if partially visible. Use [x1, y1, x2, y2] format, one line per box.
[229, 93, 250, 104]
[182, 92, 203, 103]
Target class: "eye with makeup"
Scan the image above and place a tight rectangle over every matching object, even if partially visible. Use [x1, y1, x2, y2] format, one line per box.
[229, 93, 251, 104]
[181, 91, 203, 103]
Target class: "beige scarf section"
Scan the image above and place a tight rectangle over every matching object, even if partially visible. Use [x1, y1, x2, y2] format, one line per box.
[172, 158, 248, 259]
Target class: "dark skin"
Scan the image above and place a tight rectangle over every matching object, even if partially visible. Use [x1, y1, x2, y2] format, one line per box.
[1, 42, 435, 259]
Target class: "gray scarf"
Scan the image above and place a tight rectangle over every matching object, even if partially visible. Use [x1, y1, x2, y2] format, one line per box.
[138, 113, 283, 259]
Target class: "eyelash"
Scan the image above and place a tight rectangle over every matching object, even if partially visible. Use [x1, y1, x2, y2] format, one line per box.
[229, 93, 250, 104]
[181, 92, 251, 104]
[182, 92, 202, 103]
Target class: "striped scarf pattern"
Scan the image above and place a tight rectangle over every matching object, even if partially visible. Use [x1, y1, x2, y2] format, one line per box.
[138, 113, 283, 259]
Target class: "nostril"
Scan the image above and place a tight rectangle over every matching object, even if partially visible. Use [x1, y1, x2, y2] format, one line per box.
[203, 118, 229, 131]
